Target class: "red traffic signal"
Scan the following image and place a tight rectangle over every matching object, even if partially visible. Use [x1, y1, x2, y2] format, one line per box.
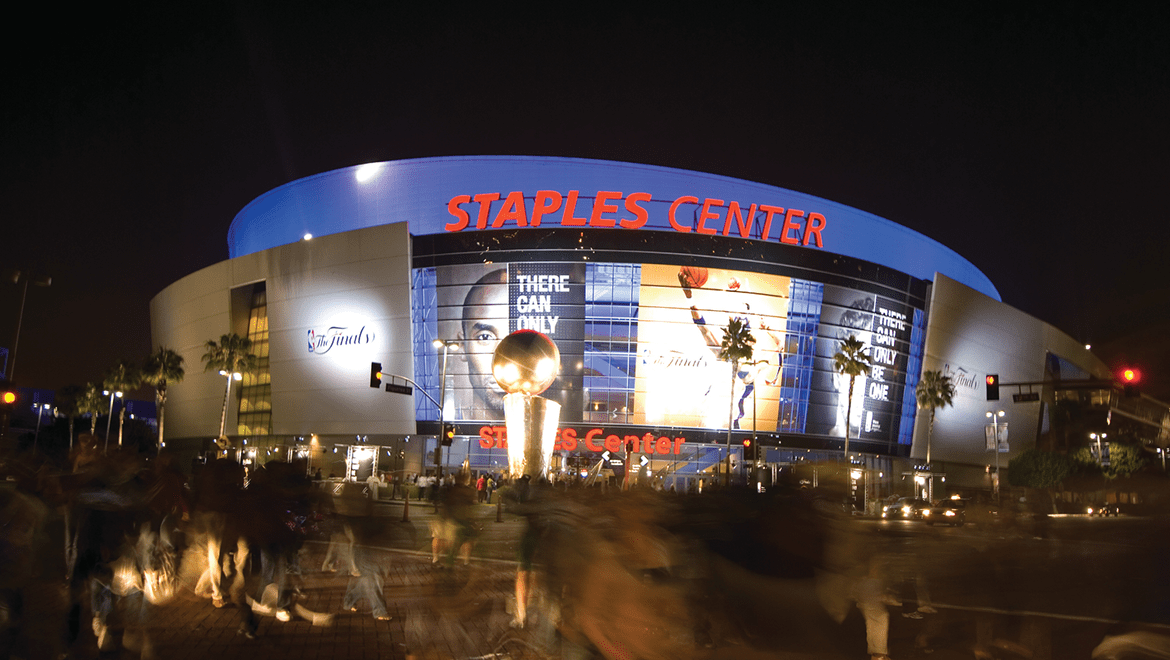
[370, 362, 383, 388]
[985, 374, 1000, 401]
[742, 438, 752, 448]
[1, 391, 15, 405]
[1121, 367, 1141, 383]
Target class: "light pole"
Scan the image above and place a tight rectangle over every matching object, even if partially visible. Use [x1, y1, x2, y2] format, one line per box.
[1089, 432, 1108, 467]
[986, 410, 1005, 502]
[432, 339, 460, 479]
[103, 390, 122, 454]
[217, 369, 242, 440]
[33, 403, 51, 452]
[6, 270, 52, 383]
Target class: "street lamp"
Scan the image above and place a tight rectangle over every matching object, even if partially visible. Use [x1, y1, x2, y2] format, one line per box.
[986, 410, 1005, 502]
[217, 369, 242, 440]
[33, 403, 51, 452]
[6, 270, 52, 383]
[432, 339, 460, 479]
[103, 390, 123, 453]
[1089, 432, 1108, 467]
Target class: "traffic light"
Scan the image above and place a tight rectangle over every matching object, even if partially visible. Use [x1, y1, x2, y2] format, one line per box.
[441, 423, 455, 446]
[742, 437, 754, 461]
[1, 390, 15, 405]
[1121, 367, 1142, 397]
[370, 362, 382, 388]
[985, 374, 1000, 401]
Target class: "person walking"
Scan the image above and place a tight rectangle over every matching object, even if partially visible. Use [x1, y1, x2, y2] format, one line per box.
[366, 471, 382, 501]
[476, 474, 486, 503]
[342, 517, 391, 620]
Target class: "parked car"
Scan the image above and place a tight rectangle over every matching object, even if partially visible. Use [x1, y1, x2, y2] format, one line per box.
[882, 497, 931, 520]
[923, 498, 967, 526]
[1087, 503, 1120, 517]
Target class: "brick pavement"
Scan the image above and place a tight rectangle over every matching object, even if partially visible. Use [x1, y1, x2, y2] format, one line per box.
[79, 543, 530, 660]
[55, 498, 1125, 660]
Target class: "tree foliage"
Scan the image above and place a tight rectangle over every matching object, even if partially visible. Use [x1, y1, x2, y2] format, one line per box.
[103, 359, 141, 395]
[143, 346, 186, 450]
[78, 383, 106, 435]
[718, 317, 754, 487]
[55, 384, 84, 449]
[1008, 448, 1075, 489]
[201, 334, 257, 376]
[202, 333, 258, 442]
[717, 317, 755, 367]
[915, 369, 956, 465]
[832, 334, 871, 456]
[1073, 442, 1147, 480]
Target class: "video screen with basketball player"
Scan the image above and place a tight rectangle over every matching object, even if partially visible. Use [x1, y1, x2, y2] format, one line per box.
[632, 264, 791, 430]
[434, 263, 585, 422]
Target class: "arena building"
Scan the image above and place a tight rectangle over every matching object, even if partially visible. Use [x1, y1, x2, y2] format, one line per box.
[150, 156, 1113, 505]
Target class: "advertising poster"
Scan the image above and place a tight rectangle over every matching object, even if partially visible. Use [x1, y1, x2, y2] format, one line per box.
[633, 264, 790, 431]
[435, 263, 585, 422]
[805, 285, 914, 443]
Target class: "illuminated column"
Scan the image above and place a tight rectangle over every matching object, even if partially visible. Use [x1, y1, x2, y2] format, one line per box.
[493, 330, 561, 480]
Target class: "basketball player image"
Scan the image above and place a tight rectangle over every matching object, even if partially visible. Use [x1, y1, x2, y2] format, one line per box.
[457, 268, 509, 420]
[678, 266, 785, 430]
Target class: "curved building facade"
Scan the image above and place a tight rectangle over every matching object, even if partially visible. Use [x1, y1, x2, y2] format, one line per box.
[151, 156, 1105, 499]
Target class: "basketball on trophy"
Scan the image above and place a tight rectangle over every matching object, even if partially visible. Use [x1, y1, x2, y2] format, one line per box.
[492, 329, 561, 396]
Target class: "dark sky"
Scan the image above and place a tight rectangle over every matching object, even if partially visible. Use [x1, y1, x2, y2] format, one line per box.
[3, 3, 1168, 399]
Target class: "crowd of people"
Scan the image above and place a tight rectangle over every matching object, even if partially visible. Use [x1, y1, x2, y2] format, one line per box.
[1, 437, 1158, 660]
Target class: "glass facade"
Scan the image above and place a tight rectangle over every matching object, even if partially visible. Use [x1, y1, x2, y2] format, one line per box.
[410, 231, 929, 452]
[237, 284, 272, 436]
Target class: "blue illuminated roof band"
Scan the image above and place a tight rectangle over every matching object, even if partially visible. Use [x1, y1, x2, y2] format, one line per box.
[227, 156, 999, 300]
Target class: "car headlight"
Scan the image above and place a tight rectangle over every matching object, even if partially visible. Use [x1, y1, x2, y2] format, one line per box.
[902, 506, 911, 515]
[944, 510, 956, 517]
[922, 509, 931, 516]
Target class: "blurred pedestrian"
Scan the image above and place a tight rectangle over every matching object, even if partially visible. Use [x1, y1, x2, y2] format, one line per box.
[342, 517, 391, 621]
[366, 471, 382, 501]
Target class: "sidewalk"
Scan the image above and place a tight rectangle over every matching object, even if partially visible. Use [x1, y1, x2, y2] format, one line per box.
[88, 543, 527, 660]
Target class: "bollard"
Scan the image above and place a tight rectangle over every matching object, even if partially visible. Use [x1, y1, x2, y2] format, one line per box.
[401, 491, 410, 523]
[496, 498, 503, 523]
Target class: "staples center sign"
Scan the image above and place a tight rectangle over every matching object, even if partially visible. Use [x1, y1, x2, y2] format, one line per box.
[478, 425, 689, 455]
[445, 190, 828, 248]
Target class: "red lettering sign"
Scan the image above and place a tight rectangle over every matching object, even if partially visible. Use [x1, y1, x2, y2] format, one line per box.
[479, 425, 688, 455]
[444, 191, 828, 250]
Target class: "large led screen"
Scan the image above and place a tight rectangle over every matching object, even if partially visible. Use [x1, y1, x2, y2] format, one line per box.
[634, 264, 789, 431]
[413, 261, 925, 446]
[431, 263, 585, 422]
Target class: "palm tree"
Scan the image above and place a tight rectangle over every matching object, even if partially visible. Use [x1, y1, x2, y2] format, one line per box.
[56, 384, 85, 450]
[717, 317, 755, 487]
[833, 334, 872, 458]
[79, 382, 105, 436]
[142, 347, 186, 453]
[915, 369, 956, 466]
[103, 360, 141, 452]
[202, 333, 258, 443]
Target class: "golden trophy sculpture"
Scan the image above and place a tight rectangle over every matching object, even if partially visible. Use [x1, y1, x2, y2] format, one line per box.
[492, 330, 561, 480]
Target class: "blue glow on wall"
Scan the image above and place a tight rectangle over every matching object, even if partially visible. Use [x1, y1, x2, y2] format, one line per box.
[229, 156, 999, 301]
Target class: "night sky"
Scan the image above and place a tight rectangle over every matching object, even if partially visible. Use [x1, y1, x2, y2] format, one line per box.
[3, 3, 1167, 400]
